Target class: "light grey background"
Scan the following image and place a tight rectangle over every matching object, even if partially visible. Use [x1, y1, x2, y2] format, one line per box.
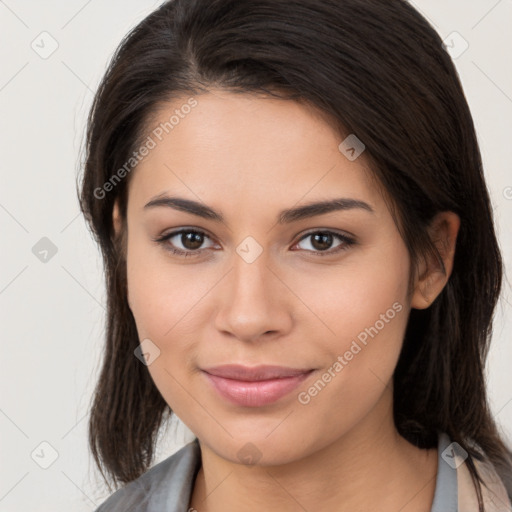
[1, 1, 511, 510]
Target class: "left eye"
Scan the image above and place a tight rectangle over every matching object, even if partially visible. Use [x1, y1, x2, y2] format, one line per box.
[293, 231, 354, 255]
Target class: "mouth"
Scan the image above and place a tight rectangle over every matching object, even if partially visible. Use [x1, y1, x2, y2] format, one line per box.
[201, 364, 315, 407]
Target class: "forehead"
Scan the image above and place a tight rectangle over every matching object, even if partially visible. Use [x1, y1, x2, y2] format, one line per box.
[127, 90, 384, 215]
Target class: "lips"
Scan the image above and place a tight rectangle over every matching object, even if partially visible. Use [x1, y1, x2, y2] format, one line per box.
[202, 364, 314, 407]
[203, 364, 312, 381]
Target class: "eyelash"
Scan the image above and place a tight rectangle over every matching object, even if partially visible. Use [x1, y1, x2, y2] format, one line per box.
[153, 228, 356, 258]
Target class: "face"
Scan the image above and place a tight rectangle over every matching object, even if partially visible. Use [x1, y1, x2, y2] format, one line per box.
[120, 89, 414, 466]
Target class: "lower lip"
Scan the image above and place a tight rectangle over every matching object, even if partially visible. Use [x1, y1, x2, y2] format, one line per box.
[203, 371, 313, 407]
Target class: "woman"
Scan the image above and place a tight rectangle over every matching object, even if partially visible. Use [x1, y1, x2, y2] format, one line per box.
[79, 0, 512, 510]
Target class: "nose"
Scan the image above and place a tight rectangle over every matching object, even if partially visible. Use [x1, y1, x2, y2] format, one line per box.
[213, 251, 294, 343]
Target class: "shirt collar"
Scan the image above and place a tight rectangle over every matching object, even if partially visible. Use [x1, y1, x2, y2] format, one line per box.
[97, 431, 510, 511]
[431, 431, 458, 512]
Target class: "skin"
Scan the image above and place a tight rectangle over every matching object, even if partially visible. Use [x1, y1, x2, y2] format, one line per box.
[112, 89, 460, 512]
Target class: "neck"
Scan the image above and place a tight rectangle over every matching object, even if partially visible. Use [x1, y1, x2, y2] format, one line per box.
[189, 389, 438, 512]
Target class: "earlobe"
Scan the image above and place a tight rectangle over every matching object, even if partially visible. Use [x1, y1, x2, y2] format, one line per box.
[411, 211, 460, 310]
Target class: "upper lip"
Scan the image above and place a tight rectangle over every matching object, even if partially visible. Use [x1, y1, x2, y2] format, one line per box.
[202, 364, 313, 381]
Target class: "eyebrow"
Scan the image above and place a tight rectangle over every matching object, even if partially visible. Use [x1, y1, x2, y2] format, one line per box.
[143, 195, 375, 224]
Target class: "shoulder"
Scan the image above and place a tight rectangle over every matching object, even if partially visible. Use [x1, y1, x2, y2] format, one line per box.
[94, 439, 201, 512]
[453, 437, 511, 511]
[431, 431, 511, 512]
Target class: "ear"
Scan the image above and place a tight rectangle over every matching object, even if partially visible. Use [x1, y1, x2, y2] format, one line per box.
[112, 199, 132, 309]
[112, 199, 122, 238]
[411, 211, 460, 309]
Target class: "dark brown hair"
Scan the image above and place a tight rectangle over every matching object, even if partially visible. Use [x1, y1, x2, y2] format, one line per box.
[78, 0, 512, 508]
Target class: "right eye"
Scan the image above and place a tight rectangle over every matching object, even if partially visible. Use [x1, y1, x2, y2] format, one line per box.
[153, 228, 217, 257]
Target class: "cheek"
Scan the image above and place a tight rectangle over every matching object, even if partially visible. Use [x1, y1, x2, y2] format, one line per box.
[290, 243, 410, 410]
[291, 238, 410, 352]
[125, 243, 210, 417]
[126, 231, 211, 340]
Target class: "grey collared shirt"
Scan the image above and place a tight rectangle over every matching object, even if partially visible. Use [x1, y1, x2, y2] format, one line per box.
[95, 431, 457, 512]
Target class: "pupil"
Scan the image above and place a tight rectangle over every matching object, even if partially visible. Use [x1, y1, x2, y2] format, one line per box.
[311, 233, 332, 251]
[182, 232, 203, 250]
